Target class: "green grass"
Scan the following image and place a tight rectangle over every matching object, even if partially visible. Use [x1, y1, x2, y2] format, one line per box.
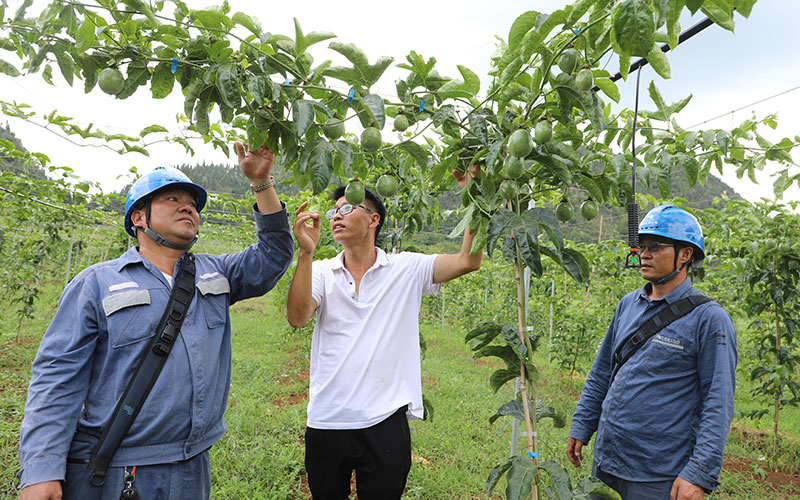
[1, 285, 799, 499]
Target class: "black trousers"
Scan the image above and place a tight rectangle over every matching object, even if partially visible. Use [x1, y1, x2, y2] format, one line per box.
[305, 406, 412, 500]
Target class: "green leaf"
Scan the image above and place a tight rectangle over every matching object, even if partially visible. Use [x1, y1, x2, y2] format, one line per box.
[562, 247, 591, 285]
[490, 369, 519, 393]
[140, 124, 168, 137]
[325, 42, 393, 88]
[666, 0, 685, 49]
[647, 44, 670, 79]
[524, 207, 563, 252]
[465, 321, 503, 346]
[232, 12, 262, 36]
[538, 461, 573, 498]
[474, 345, 520, 372]
[432, 105, 455, 127]
[505, 457, 536, 500]
[487, 457, 515, 495]
[294, 18, 336, 55]
[522, 9, 570, 61]
[594, 77, 620, 103]
[75, 17, 97, 54]
[359, 93, 386, 129]
[489, 400, 525, 425]
[487, 208, 523, 256]
[193, 89, 211, 135]
[0, 58, 20, 77]
[55, 52, 74, 86]
[183, 79, 206, 117]
[731, 0, 755, 17]
[215, 63, 240, 108]
[304, 139, 334, 193]
[437, 65, 480, 99]
[190, 9, 235, 31]
[247, 75, 266, 106]
[150, 61, 175, 99]
[468, 109, 493, 145]
[292, 99, 315, 138]
[701, 0, 735, 32]
[397, 141, 429, 168]
[332, 140, 354, 172]
[686, 0, 704, 14]
[117, 60, 150, 100]
[501, 324, 527, 360]
[567, 0, 595, 28]
[508, 11, 540, 54]
[612, 0, 656, 57]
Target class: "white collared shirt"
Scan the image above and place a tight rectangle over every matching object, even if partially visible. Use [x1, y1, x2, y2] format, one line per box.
[308, 248, 440, 429]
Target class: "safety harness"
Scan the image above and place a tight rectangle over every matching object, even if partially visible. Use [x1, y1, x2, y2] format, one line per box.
[88, 253, 197, 486]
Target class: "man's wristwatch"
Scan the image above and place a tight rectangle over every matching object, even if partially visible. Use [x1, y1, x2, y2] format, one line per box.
[250, 176, 276, 192]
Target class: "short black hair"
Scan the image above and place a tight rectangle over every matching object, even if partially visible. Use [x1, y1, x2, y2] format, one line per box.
[330, 185, 386, 243]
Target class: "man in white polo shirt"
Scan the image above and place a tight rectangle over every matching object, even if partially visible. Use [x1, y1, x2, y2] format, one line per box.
[287, 170, 481, 499]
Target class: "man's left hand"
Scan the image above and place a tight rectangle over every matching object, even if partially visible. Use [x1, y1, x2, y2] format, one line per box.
[236, 141, 275, 183]
[670, 476, 704, 500]
[452, 164, 481, 189]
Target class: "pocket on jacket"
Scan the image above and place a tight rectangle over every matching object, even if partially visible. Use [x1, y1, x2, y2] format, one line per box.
[644, 334, 694, 375]
[103, 289, 158, 348]
[197, 276, 230, 329]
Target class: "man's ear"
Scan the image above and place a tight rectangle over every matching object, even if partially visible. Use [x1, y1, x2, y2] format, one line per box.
[678, 245, 694, 266]
[130, 208, 146, 232]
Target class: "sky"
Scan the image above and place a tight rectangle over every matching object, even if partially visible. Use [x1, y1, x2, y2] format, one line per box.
[2, 0, 798, 204]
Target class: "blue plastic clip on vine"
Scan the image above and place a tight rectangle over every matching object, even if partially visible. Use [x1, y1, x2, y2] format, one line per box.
[527, 451, 539, 458]
[348, 89, 355, 103]
[170, 58, 177, 73]
[419, 100, 427, 112]
[284, 77, 290, 87]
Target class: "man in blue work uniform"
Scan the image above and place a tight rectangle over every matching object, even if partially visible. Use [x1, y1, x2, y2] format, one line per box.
[566, 205, 737, 500]
[17, 142, 293, 500]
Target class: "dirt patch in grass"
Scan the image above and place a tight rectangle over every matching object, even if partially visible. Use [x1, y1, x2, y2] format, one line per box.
[729, 422, 800, 474]
[723, 454, 800, 498]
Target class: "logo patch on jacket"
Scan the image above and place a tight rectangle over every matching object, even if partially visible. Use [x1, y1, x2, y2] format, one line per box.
[651, 334, 684, 350]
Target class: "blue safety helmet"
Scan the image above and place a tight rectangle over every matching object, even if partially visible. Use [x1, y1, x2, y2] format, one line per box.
[124, 166, 207, 238]
[639, 205, 705, 261]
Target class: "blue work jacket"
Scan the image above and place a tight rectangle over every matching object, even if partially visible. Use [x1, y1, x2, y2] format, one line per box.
[18, 206, 293, 489]
[569, 278, 737, 492]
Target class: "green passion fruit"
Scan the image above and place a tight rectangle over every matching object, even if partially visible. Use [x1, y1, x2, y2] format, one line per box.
[394, 115, 409, 132]
[98, 68, 125, 95]
[503, 155, 525, 179]
[575, 68, 594, 91]
[361, 127, 382, 152]
[508, 129, 533, 158]
[534, 120, 553, 144]
[345, 180, 365, 205]
[557, 48, 580, 75]
[376, 174, 398, 197]
[555, 200, 574, 222]
[323, 119, 345, 140]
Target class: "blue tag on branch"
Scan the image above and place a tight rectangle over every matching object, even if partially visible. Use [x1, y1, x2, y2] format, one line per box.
[171, 58, 177, 73]
[527, 451, 539, 458]
[348, 89, 355, 103]
[419, 100, 427, 112]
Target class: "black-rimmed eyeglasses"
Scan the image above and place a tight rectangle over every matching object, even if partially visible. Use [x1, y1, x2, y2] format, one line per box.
[325, 204, 373, 220]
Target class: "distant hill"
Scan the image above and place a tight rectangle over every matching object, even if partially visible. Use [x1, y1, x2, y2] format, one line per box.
[0, 123, 47, 180]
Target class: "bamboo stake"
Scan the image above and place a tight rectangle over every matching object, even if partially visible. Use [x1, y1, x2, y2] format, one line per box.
[770, 255, 781, 460]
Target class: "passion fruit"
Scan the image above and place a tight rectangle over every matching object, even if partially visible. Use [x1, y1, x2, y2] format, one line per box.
[345, 180, 365, 205]
[534, 120, 553, 144]
[580, 199, 598, 220]
[323, 119, 345, 141]
[575, 68, 594, 92]
[361, 127, 382, 152]
[508, 129, 533, 158]
[503, 155, 525, 179]
[557, 48, 580, 75]
[499, 180, 517, 201]
[98, 67, 125, 95]
[376, 174, 398, 197]
[555, 199, 574, 222]
[394, 115, 409, 132]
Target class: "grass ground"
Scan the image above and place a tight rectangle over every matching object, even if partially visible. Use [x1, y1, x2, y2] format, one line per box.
[1, 282, 799, 499]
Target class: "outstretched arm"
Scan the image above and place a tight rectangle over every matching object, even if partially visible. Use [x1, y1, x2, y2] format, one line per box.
[432, 167, 482, 284]
[287, 201, 321, 327]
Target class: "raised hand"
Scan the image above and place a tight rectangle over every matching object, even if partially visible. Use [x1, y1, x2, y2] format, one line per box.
[293, 201, 321, 254]
[235, 141, 275, 183]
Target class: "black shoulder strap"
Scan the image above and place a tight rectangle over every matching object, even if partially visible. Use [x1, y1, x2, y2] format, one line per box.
[609, 294, 712, 386]
[88, 254, 196, 486]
